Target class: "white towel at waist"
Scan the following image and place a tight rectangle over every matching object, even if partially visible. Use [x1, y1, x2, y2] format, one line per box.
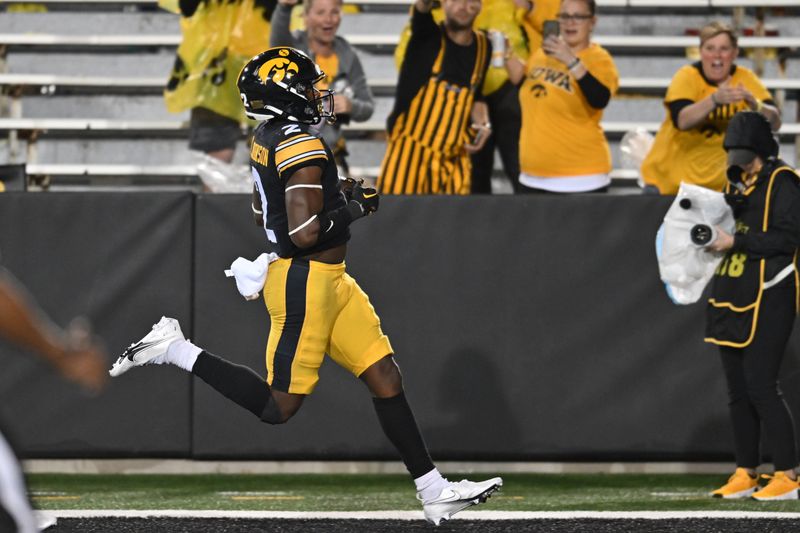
[224, 252, 279, 300]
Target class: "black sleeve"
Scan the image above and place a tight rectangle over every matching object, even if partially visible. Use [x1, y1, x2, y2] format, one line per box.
[575, 71, 611, 109]
[269, 3, 296, 47]
[389, 8, 441, 132]
[254, 0, 277, 20]
[410, 6, 439, 39]
[178, 0, 201, 17]
[668, 99, 694, 128]
[732, 171, 800, 258]
[474, 35, 492, 102]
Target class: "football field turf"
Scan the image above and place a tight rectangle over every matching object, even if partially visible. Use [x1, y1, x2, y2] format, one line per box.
[27, 473, 800, 531]
[27, 472, 800, 512]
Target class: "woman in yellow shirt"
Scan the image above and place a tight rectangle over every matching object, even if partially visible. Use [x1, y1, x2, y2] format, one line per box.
[641, 22, 781, 195]
[507, 0, 618, 193]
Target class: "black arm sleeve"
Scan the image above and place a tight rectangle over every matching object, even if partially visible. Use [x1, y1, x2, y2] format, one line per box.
[668, 99, 694, 129]
[410, 5, 439, 37]
[269, 3, 295, 47]
[732, 171, 800, 258]
[575, 71, 611, 109]
[315, 202, 363, 245]
[178, 0, 201, 17]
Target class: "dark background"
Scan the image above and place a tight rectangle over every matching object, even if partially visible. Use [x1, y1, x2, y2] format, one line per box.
[3, 192, 800, 461]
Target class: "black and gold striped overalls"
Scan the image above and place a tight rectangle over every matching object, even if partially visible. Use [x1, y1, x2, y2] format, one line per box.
[379, 30, 488, 195]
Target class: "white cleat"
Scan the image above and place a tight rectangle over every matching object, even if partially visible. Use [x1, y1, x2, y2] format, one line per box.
[420, 477, 503, 526]
[109, 316, 184, 377]
[34, 510, 57, 530]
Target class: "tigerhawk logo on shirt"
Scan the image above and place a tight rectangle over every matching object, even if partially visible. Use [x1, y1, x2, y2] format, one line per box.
[527, 67, 572, 93]
[700, 102, 750, 138]
[735, 220, 749, 234]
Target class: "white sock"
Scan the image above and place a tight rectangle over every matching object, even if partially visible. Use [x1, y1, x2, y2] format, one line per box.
[163, 339, 202, 372]
[414, 468, 449, 503]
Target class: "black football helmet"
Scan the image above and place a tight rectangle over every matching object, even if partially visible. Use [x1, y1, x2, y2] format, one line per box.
[238, 47, 335, 124]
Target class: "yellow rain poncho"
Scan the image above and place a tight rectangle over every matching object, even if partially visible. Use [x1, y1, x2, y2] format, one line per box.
[160, 0, 274, 122]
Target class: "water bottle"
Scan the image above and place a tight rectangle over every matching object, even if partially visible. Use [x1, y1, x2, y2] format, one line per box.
[490, 30, 506, 68]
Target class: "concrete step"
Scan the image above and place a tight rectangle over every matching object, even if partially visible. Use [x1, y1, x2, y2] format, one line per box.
[4, 49, 398, 80]
[12, 93, 798, 126]
[5, 51, 178, 77]
[0, 11, 412, 35]
[0, 11, 180, 34]
[7, 49, 800, 84]
[14, 95, 397, 122]
[12, 134, 797, 172]
[4, 137, 390, 167]
[4, 11, 798, 38]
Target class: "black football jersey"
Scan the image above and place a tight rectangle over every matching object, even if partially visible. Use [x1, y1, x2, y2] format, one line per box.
[250, 120, 349, 258]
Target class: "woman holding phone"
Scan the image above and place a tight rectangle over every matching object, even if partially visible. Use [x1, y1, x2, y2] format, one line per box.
[506, 0, 618, 193]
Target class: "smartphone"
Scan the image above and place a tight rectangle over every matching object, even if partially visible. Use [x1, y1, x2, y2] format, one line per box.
[471, 126, 487, 147]
[543, 19, 560, 40]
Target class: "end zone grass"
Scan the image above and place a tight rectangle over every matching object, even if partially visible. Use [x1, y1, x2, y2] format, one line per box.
[26, 474, 800, 512]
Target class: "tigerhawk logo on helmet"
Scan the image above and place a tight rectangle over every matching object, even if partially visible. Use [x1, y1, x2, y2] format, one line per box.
[238, 47, 335, 125]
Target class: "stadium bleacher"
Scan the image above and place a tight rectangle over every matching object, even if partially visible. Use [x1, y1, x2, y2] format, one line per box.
[0, 0, 798, 190]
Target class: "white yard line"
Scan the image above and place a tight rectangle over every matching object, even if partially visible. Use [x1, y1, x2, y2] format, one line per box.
[44, 510, 800, 520]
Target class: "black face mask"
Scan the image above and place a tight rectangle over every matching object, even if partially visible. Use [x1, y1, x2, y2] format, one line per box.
[724, 165, 749, 217]
[726, 164, 746, 192]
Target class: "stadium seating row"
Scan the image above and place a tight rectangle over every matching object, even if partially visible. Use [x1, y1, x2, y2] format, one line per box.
[2, 32, 800, 50]
[3, 117, 799, 136]
[3, 73, 800, 96]
[3, 0, 800, 7]
[1, 0, 798, 189]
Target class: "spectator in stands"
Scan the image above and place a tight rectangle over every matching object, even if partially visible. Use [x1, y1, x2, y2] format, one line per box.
[0, 266, 107, 533]
[516, 0, 560, 54]
[706, 112, 799, 501]
[270, 0, 375, 178]
[506, 0, 618, 193]
[378, 0, 492, 195]
[469, 0, 532, 194]
[641, 22, 781, 195]
[162, 0, 275, 165]
[393, 0, 527, 194]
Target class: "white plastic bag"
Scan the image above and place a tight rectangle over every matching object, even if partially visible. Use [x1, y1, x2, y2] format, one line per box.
[655, 182, 735, 304]
[620, 128, 655, 188]
[196, 153, 254, 193]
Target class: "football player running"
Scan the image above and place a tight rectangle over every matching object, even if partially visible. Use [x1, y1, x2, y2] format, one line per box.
[110, 47, 502, 525]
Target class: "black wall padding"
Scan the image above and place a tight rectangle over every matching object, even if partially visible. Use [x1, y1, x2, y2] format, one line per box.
[191, 194, 800, 461]
[3, 193, 800, 460]
[0, 193, 194, 457]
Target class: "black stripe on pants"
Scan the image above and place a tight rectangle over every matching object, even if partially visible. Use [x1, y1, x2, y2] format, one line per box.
[719, 284, 798, 471]
[273, 258, 309, 392]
